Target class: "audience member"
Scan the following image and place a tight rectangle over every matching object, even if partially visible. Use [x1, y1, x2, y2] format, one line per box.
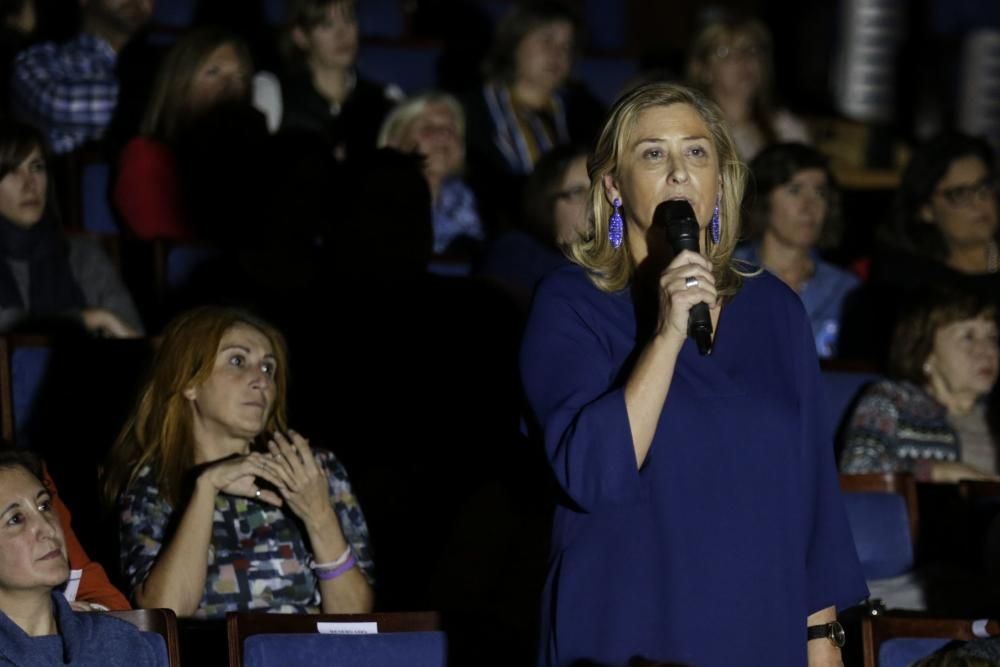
[737, 142, 858, 358]
[113, 27, 254, 241]
[686, 15, 809, 161]
[478, 143, 586, 306]
[841, 132, 1000, 363]
[9, 0, 153, 154]
[278, 0, 402, 163]
[0, 449, 156, 666]
[379, 92, 484, 255]
[464, 0, 603, 230]
[841, 290, 999, 482]
[103, 307, 374, 618]
[0, 0, 34, 119]
[0, 120, 142, 335]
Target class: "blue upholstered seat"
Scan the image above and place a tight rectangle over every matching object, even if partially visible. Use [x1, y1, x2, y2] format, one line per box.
[841, 491, 914, 580]
[82, 163, 119, 235]
[242, 631, 448, 667]
[879, 637, 951, 667]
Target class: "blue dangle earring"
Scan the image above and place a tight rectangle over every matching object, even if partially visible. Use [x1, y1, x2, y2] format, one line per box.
[609, 198, 624, 249]
[710, 192, 721, 245]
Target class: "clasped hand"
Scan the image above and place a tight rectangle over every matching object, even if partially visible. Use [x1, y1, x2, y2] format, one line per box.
[200, 431, 334, 526]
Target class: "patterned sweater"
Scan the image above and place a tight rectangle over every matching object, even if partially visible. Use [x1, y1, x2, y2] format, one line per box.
[118, 449, 373, 619]
[839, 380, 959, 478]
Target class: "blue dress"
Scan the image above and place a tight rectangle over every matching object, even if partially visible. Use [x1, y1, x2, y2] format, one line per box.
[520, 266, 868, 667]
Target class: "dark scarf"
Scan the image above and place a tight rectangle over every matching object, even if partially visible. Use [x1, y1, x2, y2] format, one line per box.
[0, 216, 86, 314]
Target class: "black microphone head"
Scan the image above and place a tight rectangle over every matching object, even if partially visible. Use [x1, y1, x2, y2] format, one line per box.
[654, 199, 700, 253]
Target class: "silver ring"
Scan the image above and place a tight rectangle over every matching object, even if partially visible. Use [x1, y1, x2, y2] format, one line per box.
[684, 276, 699, 289]
[254, 489, 262, 498]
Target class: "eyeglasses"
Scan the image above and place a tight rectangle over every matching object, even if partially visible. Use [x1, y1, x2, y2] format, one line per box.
[710, 43, 765, 61]
[555, 185, 588, 202]
[934, 178, 998, 207]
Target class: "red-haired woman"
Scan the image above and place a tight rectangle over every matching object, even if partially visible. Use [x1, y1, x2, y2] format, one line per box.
[103, 306, 374, 618]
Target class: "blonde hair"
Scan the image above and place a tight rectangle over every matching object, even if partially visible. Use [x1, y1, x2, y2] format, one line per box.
[568, 82, 750, 295]
[686, 17, 777, 144]
[377, 92, 466, 156]
[103, 307, 289, 507]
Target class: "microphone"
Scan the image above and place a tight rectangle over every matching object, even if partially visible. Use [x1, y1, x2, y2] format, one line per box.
[654, 199, 713, 356]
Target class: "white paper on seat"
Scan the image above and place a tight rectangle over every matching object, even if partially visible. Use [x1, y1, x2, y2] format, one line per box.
[316, 622, 379, 635]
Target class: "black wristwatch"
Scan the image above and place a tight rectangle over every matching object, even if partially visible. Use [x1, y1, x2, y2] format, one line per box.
[807, 621, 846, 648]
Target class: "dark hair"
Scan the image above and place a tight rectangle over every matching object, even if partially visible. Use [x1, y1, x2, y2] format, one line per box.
[889, 289, 996, 385]
[484, 0, 581, 84]
[743, 142, 842, 248]
[892, 132, 997, 260]
[522, 144, 589, 246]
[0, 447, 44, 482]
[0, 120, 59, 224]
[281, 0, 358, 68]
[0, 0, 29, 22]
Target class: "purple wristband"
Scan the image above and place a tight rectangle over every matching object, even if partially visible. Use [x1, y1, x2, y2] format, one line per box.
[315, 553, 356, 581]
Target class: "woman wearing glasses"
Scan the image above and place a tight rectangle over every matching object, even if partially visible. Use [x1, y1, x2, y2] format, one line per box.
[686, 15, 810, 161]
[840, 132, 1000, 363]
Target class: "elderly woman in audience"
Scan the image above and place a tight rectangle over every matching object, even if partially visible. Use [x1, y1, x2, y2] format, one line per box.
[114, 27, 259, 242]
[103, 306, 374, 618]
[464, 0, 603, 228]
[687, 15, 809, 161]
[0, 449, 156, 666]
[841, 289, 999, 482]
[279, 0, 402, 163]
[737, 143, 858, 358]
[0, 121, 142, 336]
[378, 92, 484, 255]
[479, 144, 588, 305]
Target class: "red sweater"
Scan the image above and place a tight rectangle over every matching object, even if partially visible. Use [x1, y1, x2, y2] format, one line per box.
[44, 465, 130, 610]
[114, 137, 192, 241]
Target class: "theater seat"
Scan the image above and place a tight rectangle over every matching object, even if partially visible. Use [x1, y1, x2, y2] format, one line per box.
[227, 611, 444, 667]
[862, 615, 1000, 667]
[105, 608, 181, 667]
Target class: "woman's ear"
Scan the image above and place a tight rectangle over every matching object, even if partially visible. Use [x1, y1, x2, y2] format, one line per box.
[603, 172, 621, 206]
[290, 26, 310, 53]
[182, 386, 197, 401]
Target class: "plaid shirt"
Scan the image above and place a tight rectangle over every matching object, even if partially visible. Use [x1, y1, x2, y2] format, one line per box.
[10, 33, 118, 154]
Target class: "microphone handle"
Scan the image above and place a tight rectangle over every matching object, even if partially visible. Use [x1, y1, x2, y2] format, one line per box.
[689, 302, 713, 356]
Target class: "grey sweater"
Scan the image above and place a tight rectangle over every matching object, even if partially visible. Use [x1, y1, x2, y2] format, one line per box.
[0, 236, 143, 334]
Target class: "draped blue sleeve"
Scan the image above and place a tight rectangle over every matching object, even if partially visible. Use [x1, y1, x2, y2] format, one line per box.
[520, 267, 641, 512]
[792, 297, 871, 612]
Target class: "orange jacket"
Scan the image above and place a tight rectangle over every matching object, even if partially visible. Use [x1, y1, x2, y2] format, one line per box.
[43, 465, 130, 610]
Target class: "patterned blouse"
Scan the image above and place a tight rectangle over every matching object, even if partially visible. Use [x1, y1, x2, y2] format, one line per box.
[839, 380, 959, 478]
[119, 449, 373, 619]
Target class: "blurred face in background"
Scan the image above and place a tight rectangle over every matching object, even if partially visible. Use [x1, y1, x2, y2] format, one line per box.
[83, 0, 154, 36]
[399, 102, 463, 181]
[703, 29, 764, 103]
[514, 19, 573, 95]
[765, 168, 829, 251]
[187, 43, 251, 114]
[0, 146, 47, 228]
[294, 1, 359, 71]
[554, 155, 590, 246]
[4, 0, 36, 34]
[925, 316, 999, 404]
[921, 155, 998, 253]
